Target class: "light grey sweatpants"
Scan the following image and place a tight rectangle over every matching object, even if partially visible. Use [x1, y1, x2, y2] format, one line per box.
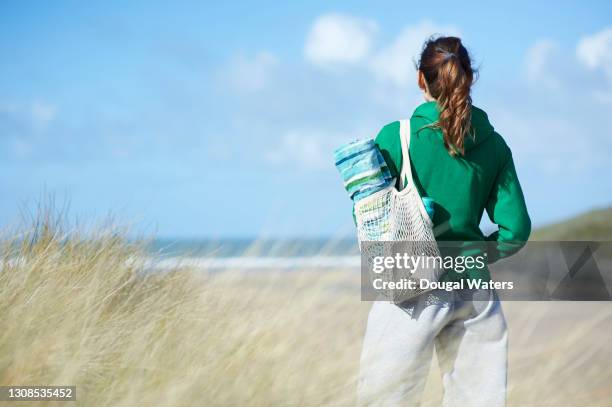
[357, 289, 507, 407]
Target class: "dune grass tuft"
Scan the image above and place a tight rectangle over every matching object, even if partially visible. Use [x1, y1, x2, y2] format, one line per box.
[0, 210, 367, 406]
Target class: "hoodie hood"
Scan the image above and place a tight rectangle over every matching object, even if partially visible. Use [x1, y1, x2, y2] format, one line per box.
[412, 101, 494, 151]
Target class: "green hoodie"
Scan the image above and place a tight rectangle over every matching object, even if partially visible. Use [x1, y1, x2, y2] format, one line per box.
[374, 101, 531, 281]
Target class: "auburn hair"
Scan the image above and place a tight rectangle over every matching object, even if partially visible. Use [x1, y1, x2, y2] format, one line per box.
[417, 36, 476, 156]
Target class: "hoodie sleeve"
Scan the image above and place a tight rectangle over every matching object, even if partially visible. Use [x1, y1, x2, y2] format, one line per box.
[374, 121, 402, 183]
[485, 140, 531, 263]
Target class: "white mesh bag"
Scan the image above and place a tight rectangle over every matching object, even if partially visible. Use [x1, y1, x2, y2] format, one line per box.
[355, 119, 443, 302]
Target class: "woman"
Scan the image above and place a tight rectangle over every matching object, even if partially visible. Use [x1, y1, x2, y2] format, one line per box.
[357, 36, 531, 406]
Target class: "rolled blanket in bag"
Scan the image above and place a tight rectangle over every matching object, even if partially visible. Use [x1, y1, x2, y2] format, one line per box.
[334, 138, 435, 221]
[333, 139, 394, 201]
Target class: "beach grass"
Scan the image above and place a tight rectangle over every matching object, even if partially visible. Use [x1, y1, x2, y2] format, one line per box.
[1, 210, 611, 406]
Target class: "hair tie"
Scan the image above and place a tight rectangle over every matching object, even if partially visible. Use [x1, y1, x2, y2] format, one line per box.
[435, 47, 457, 60]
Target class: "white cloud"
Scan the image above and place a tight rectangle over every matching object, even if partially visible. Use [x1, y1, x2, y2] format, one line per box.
[31, 101, 57, 124]
[0, 100, 57, 130]
[578, 28, 612, 102]
[0, 100, 57, 159]
[370, 21, 460, 88]
[225, 51, 279, 92]
[265, 129, 357, 171]
[304, 14, 377, 66]
[524, 28, 612, 100]
[303, 15, 462, 106]
[490, 105, 609, 177]
[577, 27, 612, 77]
[507, 30, 612, 177]
[524, 40, 562, 90]
[304, 16, 460, 88]
[11, 138, 32, 159]
[265, 131, 327, 170]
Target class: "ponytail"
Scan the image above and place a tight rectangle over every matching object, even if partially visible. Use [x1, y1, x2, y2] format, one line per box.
[417, 37, 476, 156]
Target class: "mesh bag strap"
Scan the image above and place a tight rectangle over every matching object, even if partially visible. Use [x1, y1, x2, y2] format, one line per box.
[399, 119, 412, 189]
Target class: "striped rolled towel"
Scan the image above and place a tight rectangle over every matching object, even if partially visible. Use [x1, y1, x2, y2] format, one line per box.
[334, 139, 394, 201]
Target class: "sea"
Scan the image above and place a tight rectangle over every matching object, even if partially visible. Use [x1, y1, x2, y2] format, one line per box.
[143, 238, 361, 271]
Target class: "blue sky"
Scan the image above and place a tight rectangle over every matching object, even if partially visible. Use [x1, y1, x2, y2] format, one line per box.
[1, 1, 611, 238]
